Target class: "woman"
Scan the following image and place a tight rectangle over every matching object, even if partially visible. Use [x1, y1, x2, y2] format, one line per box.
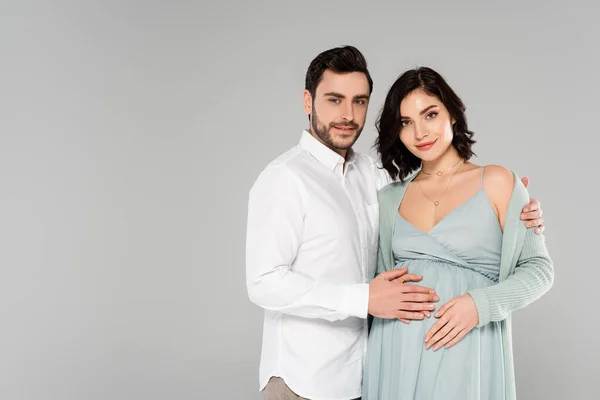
[363, 67, 554, 400]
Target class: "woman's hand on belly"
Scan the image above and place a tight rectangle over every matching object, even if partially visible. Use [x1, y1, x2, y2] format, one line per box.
[424, 294, 479, 351]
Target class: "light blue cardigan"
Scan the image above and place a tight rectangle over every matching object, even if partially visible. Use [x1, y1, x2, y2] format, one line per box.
[373, 171, 554, 399]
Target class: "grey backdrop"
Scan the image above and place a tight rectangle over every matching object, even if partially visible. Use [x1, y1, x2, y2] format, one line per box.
[1, 1, 598, 399]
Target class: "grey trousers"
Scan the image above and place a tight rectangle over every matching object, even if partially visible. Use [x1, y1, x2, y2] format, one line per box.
[263, 377, 360, 400]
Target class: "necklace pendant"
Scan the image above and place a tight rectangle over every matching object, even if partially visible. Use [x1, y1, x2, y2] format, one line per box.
[436, 171, 442, 176]
[434, 201, 439, 206]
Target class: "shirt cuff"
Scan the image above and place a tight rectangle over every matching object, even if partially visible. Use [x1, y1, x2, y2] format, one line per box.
[338, 283, 370, 319]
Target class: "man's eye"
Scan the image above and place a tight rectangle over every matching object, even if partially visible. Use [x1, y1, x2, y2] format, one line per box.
[329, 98, 341, 104]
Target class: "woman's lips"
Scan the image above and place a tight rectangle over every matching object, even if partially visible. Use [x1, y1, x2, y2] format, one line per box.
[416, 140, 437, 151]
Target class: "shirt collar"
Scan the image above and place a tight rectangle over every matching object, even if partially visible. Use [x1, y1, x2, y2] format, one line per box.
[299, 130, 357, 171]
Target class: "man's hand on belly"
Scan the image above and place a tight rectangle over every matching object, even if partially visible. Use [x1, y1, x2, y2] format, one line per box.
[369, 267, 439, 323]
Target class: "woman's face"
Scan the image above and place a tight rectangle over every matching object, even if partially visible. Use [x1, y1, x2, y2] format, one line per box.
[399, 89, 455, 162]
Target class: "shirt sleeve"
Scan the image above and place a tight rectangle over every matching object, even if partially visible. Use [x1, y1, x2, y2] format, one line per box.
[245, 165, 369, 321]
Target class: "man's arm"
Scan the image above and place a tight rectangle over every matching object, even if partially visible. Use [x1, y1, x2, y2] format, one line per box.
[245, 165, 368, 322]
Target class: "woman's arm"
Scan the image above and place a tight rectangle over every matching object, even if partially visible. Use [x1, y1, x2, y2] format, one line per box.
[467, 166, 554, 327]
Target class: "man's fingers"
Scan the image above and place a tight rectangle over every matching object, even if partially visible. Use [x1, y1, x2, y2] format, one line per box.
[398, 302, 436, 312]
[535, 225, 545, 234]
[379, 267, 408, 281]
[530, 197, 540, 210]
[400, 284, 436, 294]
[522, 197, 540, 213]
[396, 311, 426, 321]
[521, 209, 542, 221]
[392, 273, 422, 284]
[525, 218, 544, 228]
[403, 293, 439, 303]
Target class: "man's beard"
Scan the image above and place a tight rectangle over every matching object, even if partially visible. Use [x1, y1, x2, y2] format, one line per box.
[310, 107, 363, 152]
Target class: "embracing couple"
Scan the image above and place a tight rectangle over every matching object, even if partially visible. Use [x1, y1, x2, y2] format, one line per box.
[246, 45, 554, 400]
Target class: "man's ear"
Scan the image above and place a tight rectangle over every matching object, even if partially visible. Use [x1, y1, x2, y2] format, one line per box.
[304, 90, 312, 116]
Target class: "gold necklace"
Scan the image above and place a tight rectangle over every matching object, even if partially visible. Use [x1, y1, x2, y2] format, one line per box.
[416, 160, 464, 206]
[420, 158, 463, 176]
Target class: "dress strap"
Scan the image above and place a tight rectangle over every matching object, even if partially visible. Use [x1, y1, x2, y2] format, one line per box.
[480, 166, 485, 187]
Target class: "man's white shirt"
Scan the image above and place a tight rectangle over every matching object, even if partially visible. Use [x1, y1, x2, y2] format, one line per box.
[246, 130, 391, 400]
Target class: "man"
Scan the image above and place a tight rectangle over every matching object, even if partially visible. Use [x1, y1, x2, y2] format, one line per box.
[246, 46, 544, 400]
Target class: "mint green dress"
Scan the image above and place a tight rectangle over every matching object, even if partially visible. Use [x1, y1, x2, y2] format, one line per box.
[364, 175, 506, 399]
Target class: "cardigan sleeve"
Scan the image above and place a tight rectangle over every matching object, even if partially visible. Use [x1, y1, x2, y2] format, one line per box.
[467, 178, 555, 327]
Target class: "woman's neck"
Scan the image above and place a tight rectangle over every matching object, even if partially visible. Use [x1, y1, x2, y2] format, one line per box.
[420, 147, 463, 175]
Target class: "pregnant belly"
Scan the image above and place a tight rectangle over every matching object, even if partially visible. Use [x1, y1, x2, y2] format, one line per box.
[370, 259, 500, 351]
[396, 259, 498, 308]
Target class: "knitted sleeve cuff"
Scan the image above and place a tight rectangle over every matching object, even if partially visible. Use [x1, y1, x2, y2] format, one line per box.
[468, 288, 491, 327]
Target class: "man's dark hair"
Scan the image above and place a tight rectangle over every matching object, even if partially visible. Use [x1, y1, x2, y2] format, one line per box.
[305, 45, 374, 99]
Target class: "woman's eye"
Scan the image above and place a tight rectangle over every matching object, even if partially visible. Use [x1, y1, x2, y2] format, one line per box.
[426, 112, 438, 119]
